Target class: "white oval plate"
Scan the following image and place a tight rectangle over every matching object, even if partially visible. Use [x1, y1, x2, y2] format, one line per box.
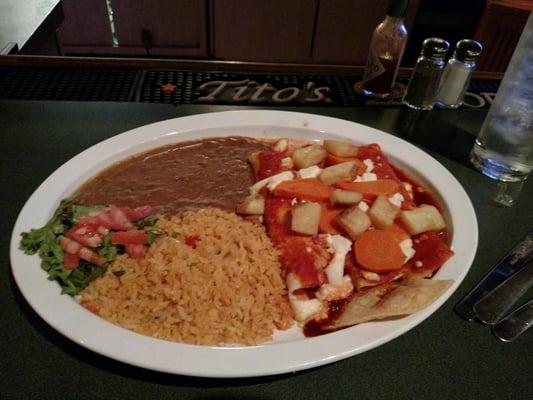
[10, 110, 478, 378]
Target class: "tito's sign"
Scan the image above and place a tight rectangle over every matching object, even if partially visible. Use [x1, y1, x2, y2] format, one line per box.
[196, 79, 333, 104]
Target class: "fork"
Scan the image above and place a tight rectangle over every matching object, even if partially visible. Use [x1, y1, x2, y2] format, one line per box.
[492, 298, 533, 342]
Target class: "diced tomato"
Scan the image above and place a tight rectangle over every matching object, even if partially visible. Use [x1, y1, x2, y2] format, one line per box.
[63, 253, 80, 270]
[78, 215, 100, 227]
[60, 236, 106, 266]
[60, 236, 83, 255]
[79, 247, 107, 266]
[66, 224, 103, 248]
[82, 301, 100, 314]
[185, 235, 200, 249]
[125, 244, 147, 260]
[111, 230, 148, 245]
[103, 207, 133, 230]
[120, 205, 154, 221]
[82, 206, 132, 230]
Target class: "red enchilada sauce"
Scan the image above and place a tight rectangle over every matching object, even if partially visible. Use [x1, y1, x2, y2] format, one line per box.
[75, 137, 268, 215]
[303, 164, 452, 336]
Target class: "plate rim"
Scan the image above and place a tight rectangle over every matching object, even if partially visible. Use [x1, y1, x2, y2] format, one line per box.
[10, 109, 478, 378]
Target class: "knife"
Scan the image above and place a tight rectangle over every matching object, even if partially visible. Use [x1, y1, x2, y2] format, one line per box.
[473, 259, 533, 325]
[455, 229, 533, 321]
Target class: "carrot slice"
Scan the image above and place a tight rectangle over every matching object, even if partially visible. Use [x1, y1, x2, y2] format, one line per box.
[273, 178, 333, 202]
[319, 204, 344, 234]
[325, 154, 367, 175]
[336, 179, 400, 196]
[354, 229, 405, 272]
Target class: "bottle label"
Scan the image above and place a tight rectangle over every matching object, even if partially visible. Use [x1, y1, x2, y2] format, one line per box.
[362, 49, 386, 83]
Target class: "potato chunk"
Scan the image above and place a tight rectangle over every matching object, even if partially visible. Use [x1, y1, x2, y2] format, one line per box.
[400, 204, 446, 235]
[368, 195, 400, 229]
[319, 161, 357, 185]
[236, 194, 265, 215]
[323, 139, 359, 157]
[291, 202, 321, 235]
[292, 144, 328, 169]
[336, 206, 371, 239]
[331, 189, 363, 206]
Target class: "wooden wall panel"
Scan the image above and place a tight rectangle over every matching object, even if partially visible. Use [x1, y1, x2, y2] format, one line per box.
[212, 0, 318, 63]
[57, 0, 112, 47]
[474, 1, 530, 72]
[312, 0, 420, 65]
[111, 0, 207, 57]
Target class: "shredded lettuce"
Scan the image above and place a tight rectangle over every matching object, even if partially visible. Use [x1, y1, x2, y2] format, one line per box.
[146, 229, 165, 245]
[19, 200, 110, 296]
[98, 234, 118, 262]
[19, 200, 165, 296]
[70, 204, 104, 224]
[134, 215, 158, 229]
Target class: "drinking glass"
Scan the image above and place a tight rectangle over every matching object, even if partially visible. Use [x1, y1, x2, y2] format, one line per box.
[470, 13, 533, 190]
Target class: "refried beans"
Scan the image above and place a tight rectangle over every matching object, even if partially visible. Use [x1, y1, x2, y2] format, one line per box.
[75, 136, 268, 215]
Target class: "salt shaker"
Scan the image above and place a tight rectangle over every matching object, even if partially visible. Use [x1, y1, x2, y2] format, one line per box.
[435, 39, 483, 109]
[403, 38, 450, 110]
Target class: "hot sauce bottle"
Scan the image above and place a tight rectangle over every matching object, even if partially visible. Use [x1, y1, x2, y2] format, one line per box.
[360, 0, 409, 98]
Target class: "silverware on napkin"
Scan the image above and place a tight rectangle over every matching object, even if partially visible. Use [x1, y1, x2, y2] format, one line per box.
[455, 229, 533, 321]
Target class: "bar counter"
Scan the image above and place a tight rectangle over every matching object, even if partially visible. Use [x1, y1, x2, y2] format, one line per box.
[1, 57, 532, 399]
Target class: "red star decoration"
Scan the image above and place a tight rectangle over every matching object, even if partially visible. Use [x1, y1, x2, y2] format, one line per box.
[161, 83, 176, 94]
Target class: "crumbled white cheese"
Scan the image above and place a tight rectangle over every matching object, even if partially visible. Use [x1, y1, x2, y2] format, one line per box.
[399, 238, 416, 262]
[361, 270, 381, 281]
[388, 192, 405, 208]
[250, 171, 294, 194]
[354, 172, 378, 182]
[267, 171, 295, 191]
[273, 139, 288, 152]
[285, 273, 326, 321]
[289, 297, 324, 322]
[319, 233, 335, 253]
[415, 260, 423, 268]
[363, 159, 374, 173]
[316, 275, 354, 301]
[325, 235, 352, 287]
[357, 201, 370, 212]
[297, 165, 322, 179]
[286, 273, 303, 293]
[281, 157, 294, 169]
[290, 198, 298, 206]
[403, 182, 414, 199]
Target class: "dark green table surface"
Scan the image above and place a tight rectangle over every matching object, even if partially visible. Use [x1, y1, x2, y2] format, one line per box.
[1, 100, 532, 400]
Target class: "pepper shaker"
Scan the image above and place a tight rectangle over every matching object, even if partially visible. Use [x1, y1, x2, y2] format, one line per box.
[403, 38, 450, 110]
[435, 39, 483, 109]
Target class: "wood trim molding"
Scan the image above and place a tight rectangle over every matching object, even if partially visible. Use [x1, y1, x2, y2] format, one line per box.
[0, 54, 504, 80]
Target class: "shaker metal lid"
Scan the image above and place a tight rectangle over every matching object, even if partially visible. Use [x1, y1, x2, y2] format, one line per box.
[421, 37, 450, 60]
[455, 39, 483, 63]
